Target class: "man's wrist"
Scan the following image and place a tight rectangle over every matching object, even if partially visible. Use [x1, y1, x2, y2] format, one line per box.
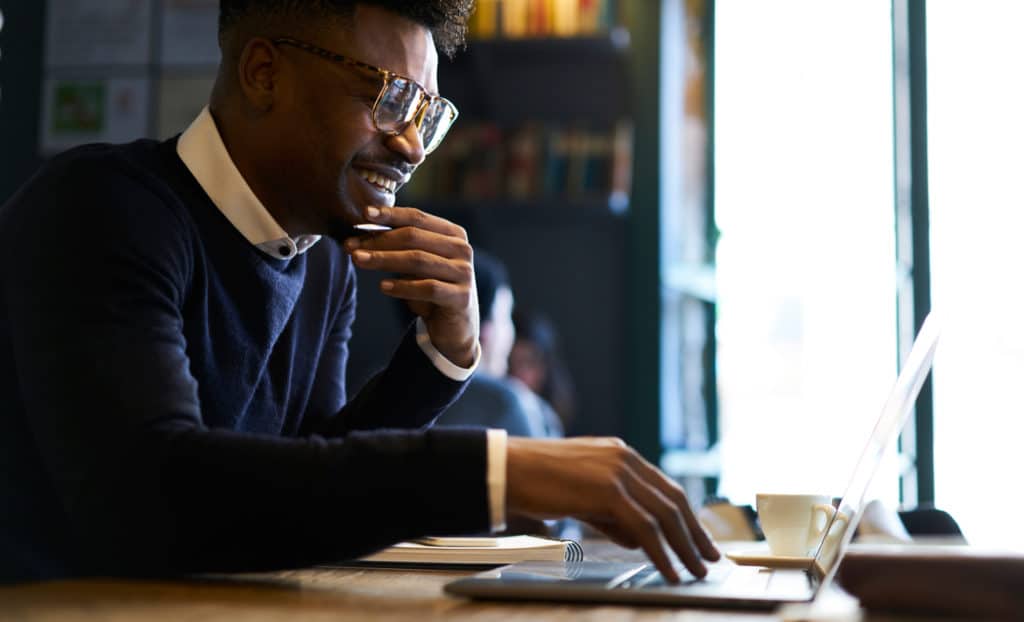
[434, 339, 477, 368]
[414, 318, 479, 381]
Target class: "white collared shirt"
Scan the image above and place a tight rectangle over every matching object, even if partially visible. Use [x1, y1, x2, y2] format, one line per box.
[176, 107, 506, 531]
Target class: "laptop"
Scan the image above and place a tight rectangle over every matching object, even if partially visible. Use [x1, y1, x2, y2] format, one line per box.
[445, 312, 942, 609]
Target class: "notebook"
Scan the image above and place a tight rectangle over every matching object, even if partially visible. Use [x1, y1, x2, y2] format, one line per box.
[338, 536, 584, 569]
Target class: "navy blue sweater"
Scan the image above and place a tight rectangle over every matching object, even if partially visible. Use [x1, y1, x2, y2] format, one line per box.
[0, 139, 489, 583]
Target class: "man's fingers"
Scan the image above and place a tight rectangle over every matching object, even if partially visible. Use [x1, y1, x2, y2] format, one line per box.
[631, 457, 721, 562]
[377, 278, 470, 308]
[615, 500, 681, 584]
[363, 206, 467, 239]
[667, 486, 720, 561]
[623, 470, 707, 579]
[346, 226, 472, 261]
[351, 249, 471, 285]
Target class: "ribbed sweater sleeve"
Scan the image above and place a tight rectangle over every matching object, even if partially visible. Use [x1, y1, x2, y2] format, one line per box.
[1, 147, 489, 579]
[301, 257, 469, 437]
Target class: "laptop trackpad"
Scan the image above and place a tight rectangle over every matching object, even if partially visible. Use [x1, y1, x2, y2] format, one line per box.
[489, 561, 650, 587]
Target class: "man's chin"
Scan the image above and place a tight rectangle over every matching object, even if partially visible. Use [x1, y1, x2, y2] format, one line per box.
[324, 200, 366, 243]
[326, 213, 369, 243]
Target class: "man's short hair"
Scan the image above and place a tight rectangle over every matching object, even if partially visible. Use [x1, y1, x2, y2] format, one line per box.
[219, 0, 475, 57]
[473, 250, 510, 324]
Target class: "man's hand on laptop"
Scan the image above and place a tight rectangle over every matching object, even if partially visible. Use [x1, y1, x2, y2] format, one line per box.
[506, 437, 721, 583]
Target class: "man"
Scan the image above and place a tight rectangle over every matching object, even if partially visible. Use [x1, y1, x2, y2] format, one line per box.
[438, 250, 561, 438]
[0, 0, 718, 584]
[509, 307, 577, 428]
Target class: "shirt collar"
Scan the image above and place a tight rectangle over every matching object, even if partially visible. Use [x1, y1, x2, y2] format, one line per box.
[176, 106, 321, 260]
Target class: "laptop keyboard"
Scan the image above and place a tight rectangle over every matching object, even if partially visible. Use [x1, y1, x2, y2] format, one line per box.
[617, 562, 733, 589]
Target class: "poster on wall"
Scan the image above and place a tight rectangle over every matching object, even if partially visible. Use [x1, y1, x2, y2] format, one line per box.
[160, 0, 221, 66]
[39, 76, 150, 153]
[45, 0, 153, 67]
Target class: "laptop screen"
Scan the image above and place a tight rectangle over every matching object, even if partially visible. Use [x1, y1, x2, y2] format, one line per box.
[809, 312, 942, 588]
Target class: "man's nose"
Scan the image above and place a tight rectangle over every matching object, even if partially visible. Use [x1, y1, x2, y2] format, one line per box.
[385, 118, 426, 166]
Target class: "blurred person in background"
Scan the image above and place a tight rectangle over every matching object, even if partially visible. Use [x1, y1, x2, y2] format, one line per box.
[437, 250, 562, 438]
[436, 250, 568, 537]
[509, 308, 577, 432]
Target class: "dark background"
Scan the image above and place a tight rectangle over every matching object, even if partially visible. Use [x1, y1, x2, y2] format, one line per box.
[0, 2, 46, 202]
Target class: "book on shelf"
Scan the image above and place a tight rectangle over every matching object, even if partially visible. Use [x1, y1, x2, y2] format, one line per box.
[401, 120, 633, 208]
[340, 535, 584, 568]
[470, 0, 619, 39]
[504, 123, 542, 199]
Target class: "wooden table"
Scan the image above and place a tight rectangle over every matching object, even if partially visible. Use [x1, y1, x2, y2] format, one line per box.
[0, 541, 954, 621]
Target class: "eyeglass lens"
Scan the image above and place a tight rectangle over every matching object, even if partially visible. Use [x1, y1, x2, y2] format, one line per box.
[375, 78, 455, 154]
[418, 99, 450, 152]
[376, 77, 421, 128]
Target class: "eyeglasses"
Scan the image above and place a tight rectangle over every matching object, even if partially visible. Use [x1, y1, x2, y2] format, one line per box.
[273, 37, 458, 155]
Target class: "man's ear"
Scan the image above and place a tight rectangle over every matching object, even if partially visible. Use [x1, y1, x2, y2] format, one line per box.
[237, 38, 280, 113]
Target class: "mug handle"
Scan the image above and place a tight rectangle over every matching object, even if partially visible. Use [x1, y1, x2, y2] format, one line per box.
[807, 503, 850, 550]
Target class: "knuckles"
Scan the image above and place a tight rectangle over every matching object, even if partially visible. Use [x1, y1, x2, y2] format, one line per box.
[409, 251, 430, 272]
[423, 280, 443, 298]
[611, 443, 636, 469]
[662, 504, 685, 525]
[454, 239, 473, 260]
[454, 260, 473, 283]
[601, 479, 627, 501]
[392, 227, 416, 245]
[602, 437, 629, 449]
[452, 287, 471, 309]
[410, 208, 428, 226]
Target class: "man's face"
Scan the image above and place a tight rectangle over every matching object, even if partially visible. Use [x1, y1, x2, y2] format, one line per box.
[481, 286, 516, 377]
[269, 5, 439, 234]
[509, 340, 546, 394]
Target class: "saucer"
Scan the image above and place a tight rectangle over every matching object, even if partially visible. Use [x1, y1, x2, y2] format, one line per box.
[726, 550, 815, 569]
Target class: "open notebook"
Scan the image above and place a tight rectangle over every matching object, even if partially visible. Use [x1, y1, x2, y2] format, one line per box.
[339, 536, 583, 568]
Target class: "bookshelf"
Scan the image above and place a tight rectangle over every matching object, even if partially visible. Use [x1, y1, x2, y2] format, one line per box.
[403, 121, 632, 213]
[441, 32, 629, 123]
[404, 31, 632, 212]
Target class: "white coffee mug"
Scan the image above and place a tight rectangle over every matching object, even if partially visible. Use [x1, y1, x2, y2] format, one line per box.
[756, 493, 849, 557]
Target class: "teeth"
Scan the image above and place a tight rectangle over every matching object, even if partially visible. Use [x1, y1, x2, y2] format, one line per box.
[357, 169, 397, 193]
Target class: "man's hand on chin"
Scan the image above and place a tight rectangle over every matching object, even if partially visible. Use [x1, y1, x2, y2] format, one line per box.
[344, 205, 479, 367]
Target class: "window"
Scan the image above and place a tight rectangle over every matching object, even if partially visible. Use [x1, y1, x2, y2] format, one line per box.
[927, 0, 1024, 548]
[712, 0, 900, 504]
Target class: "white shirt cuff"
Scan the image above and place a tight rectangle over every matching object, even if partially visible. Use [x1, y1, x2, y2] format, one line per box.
[486, 429, 508, 532]
[414, 317, 480, 381]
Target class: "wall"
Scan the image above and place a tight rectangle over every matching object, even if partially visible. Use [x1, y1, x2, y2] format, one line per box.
[0, 2, 46, 202]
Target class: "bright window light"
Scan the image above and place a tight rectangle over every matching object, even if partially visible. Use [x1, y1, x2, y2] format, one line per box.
[714, 1, 898, 506]
[928, 1, 1024, 550]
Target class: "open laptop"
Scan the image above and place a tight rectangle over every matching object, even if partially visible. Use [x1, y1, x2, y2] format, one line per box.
[445, 312, 942, 609]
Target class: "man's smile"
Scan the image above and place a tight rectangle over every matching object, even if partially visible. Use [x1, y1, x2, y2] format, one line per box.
[353, 164, 409, 195]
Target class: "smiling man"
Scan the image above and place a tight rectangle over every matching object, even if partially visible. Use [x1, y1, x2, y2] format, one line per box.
[0, 1, 718, 584]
